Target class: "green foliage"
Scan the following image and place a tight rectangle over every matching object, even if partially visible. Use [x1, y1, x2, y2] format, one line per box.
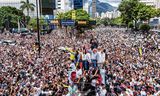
[0, 6, 25, 28]
[128, 22, 134, 28]
[110, 17, 124, 26]
[76, 9, 90, 21]
[156, 8, 160, 17]
[56, 9, 90, 21]
[28, 17, 47, 31]
[101, 18, 110, 26]
[118, 0, 137, 25]
[138, 4, 156, 21]
[25, 16, 31, 24]
[56, 12, 65, 20]
[96, 18, 102, 26]
[139, 24, 151, 32]
[118, 0, 157, 29]
[64, 10, 72, 20]
[56, 9, 90, 34]
[96, 17, 124, 26]
[20, 0, 35, 16]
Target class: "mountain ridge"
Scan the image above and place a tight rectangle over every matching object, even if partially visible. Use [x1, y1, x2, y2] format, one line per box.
[96, 0, 117, 14]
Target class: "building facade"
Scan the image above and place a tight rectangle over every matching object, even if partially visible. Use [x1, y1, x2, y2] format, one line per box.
[100, 11, 121, 19]
[0, 0, 40, 17]
[92, 0, 96, 18]
[83, 0, 97, 18]
[55, 0, 72, 12]
[0, 0, 56, 18]
[55, 0, 97, 18]
[73, 0, 83, 9]
[41, 0, 56, 15]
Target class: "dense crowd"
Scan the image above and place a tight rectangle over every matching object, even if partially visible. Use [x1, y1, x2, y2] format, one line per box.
[0, 27, 160, 96]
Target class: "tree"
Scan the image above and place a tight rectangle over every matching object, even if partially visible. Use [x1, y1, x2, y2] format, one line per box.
[118, 0, 135, 26]
[56, 9, 90, 21]
[96, 18, 101, 26]
[0, 6, 25, 28]
[156, 8, 160, 17]
[20, 0, 35, 16]
[110, 17, 124, 26]
[96, 17, 124, 27]
[56, 9, 90, 33]
[56, 12, 65, 20]
[118, 0, 141, 30]
[139, 24, 151, 34]
[28, 17, 47, 31]
[138, 4, 156, 22]
[76, 9, 90, 21]
[118, 0, 157, 30]
[74, 9, 90, 33]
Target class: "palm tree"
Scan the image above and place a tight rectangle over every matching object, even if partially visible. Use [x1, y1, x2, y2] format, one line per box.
[56, 12, 65, 20]
[56, 12, 65, 28]
[20, 0, 35, 16]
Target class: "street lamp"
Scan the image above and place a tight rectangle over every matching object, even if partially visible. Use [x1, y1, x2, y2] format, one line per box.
[36, 0, 41, 57]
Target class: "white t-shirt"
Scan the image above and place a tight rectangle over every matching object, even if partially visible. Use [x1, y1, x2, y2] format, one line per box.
[91, 52, 98, 60]
[125, 89, 133, 96]
[91, 79, 97, 87]
[140, 91, 147, 96]
[101, 52, 106, 63]
[82, 54, 86, 61]
[100, 89, 106, 96]
[76, 69, 82, 78]
[70, 63, 76, 71]
[97, 52, 102, 63]
[86, 53, 91, 62]
[34, 87, 41, 96]
[154, 91, 160, 96]
[100, 69, 106, 84]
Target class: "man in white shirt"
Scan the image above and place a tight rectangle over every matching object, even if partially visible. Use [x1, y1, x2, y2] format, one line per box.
[76, 66, 82, 78]
[101, 49, 106, 64]
[82, 50, 91, 71]
[100, 85, 107, 96]
[70, 60, 76, 71]
[97, 48, 105, 67]
[91, 49, 98, 68]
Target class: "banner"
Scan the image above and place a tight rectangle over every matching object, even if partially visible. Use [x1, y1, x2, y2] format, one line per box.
[61, 20, 75, 26]
[51, 20, 59, 25]
[78, 21, 87, 25]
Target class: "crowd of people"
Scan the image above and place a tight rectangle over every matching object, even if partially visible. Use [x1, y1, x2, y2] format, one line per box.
[0, 27, 160, 96]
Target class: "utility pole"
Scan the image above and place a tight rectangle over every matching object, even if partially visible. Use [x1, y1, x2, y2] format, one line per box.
[36, 0, 41, 57]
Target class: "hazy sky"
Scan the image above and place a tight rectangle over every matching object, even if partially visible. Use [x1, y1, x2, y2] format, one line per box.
[99, 0, 121, 7]
[0, 0, 122, 7]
